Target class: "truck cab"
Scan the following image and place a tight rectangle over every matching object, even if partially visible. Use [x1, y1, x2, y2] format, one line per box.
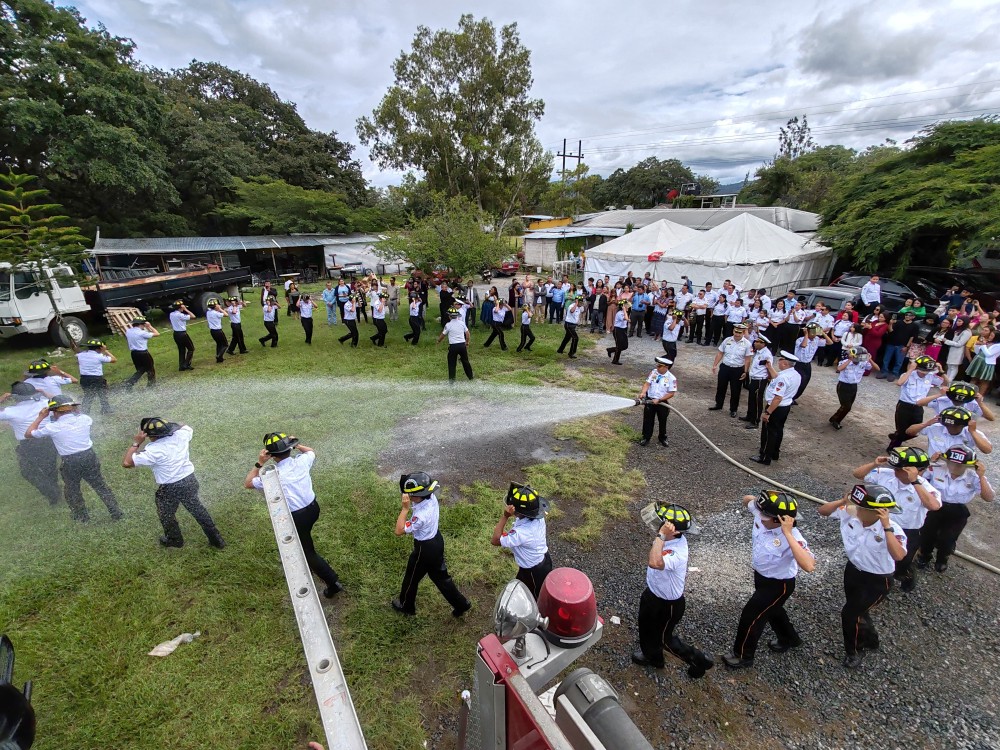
[0, 263, 91, 344]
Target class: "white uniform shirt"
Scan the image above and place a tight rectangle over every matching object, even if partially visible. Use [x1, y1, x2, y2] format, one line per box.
[831, 507, 906, 575]
[169, 310, 190, 332]
[404, 493, 440, 541]
[409, 299, 422, 317]
[860, 281, 881, 305]
[764, 368, 801, 407]
[899, 373, 943, 404]
[646, 535, 688, 601]
[794, 336, 824, 363]
[713, 301, 728, 316]
[131, 425, 196, 485]
[27, 375, 72, 397]
[833, 318, 853, 338]
[226, 305, 243, 324]
[718, 336, 752, 367]
[343, 301, 357, 321]
[614, 310, 628, 329]
[675, 292, 693, 312]
[704, 290, 719, 307]
[974, 342, 1000, 365]
[206, 309, 225, 330]
[521, 310, 532, 325]
[691, 297, 708, 315]
[126, 327, 153, 352]
[726, 305, 749, 324]
[645, 369, 677, 400]
[77, 350, 112, 376]
[564, 305, 581, 325]
[0, 398, 46, 441]
[926, 465, 982, 505]
[444, 318, 468, 344]
[814, 313, 835, 332]
[263, 303, 278, 322]
[759, 294, 772, 311]
[749, 505, 809, 579]
[500, 516, 548, 567]
[919, 423, 987, 456]
[662, 318, 684, 342]
[789, 308, 807, 324]
[368, 301, 382, 320]
[864, 467, 940, 529]
[838, 360, 872, 384]
[31, 412, 93, 456]
[251, 451, 316, 512]
[928, 396, 984, 419]
[769, 309, 787, 325]
[749, 347, 773, 379]
[492, 305, 506, 324]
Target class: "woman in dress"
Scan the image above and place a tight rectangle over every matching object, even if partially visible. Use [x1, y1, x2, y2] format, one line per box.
[927, 318, 950, 363]
[481, 286, 499, 327]
[861, 311, 890, 369]
[966, 327, 1000, 394]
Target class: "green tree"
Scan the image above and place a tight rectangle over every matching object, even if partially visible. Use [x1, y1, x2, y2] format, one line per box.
[819, 119, 1000, 272]
[357, 15, 551, 230]
[0, 172, 90, 344]
[739, 145, 862, 212]
[778, 115, 816, 159]
[590, 157, 701, 209]
[375, 195, 506, 278]
[214, 177, 355, 234]
[537, 163, 601, 217]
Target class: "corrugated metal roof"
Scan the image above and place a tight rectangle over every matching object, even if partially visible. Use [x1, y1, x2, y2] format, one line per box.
[524, 227, 625, 240]
[573, 207, 820, 233]
[92, 233, 385, 256]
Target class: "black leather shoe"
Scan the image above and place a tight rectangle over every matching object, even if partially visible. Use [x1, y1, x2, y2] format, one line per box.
[323, 582, 344, 598]
[899, 577, 916, 593]
[934, 560, 948, 573]
[708, 405, 723, 411]
[158, 536, 183, 548]
[749, 456, 771, 465]
[730, 411, 737, 418]
[767, 638, 802, 653]
[842, 653, 865, 669]
[452, 601, 472, 618]
[208, 537, 227, 549]
[631, 649, 664, 668]
[915, 554, 930, 569]
[658, 438, 668, 447]
[744, 422, 759, 429]
[738, 416, 751, 422]
[391, 599, 415, 616]
[832, 421, 843, 430]
[722, 653, 754, 669]
[638, 438, 650, 446]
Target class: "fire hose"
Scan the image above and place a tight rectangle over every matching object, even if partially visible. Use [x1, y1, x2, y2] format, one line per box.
[633, 399, 1000, 576]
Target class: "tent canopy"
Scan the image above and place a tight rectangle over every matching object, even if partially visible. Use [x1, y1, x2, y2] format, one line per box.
[667, 212, 829, 266]
[586, 219, 698, 262]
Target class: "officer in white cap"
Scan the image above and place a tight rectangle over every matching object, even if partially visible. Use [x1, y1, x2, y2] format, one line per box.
[123, 417, 226, 549]
[0, 382, 61, 505]
[393, 472, 471, 617]
[818, 483, 907, 668]
[710, 323, 752, 417]
[490, 483, 552, 599]
[740, 334, 773, 429]
[25, 394, 122, 523]
[751, 350, 802, 465]
[637, 356, 676, 447]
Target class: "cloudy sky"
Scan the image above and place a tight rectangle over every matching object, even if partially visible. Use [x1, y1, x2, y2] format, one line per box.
[74, 0, 1000, 188]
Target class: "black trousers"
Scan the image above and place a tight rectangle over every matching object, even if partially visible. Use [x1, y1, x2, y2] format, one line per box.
[557, 323, 578, 355]
[370, 318, 387, 346]
[642, 403, 670, 440]
[919, 502, 971, 565]
[517, 324, 535, 351]
[608, 327, 628, 363]
[173, 331, 194, 369]
[260, 320, 279, 347]
[590, 307, 606, 332]
[126, 350, 156, 387]
[636, 589, 707, 669]
[447, 343, 474, 380]
[628, 313, 644, 337]
[841, 561, 891, 655]
[210, 328, 228, 361]
[227, 323, 247, 354]
[888, 401, 923, 450]
[644, 306, 655, 335]
[404, 315, 422, 345]
[779, 323, 798, 352]
[822, 341, 842, 366]
[715, 363, 743, 412]
[759, 404, 791, 462]
[661, 340, 677, 363]
[516, 552, 553, 600]
[723, 320, 735, 340]
[302, 317, 314, 344]
[689, 315, 705, 343]
[710, 315, 724, 345]
[155, 474, 223, 546]
[338, 320, 359, 347]
[80, 374, 112, 413]
[896, 527, 921, 583]
[60, 448, 120, 522]
[831, 382, 858, 425]
[16, 438, 61, 505]
[732, 572, 799, 659]
[793, 361, 812, 399]
[483, 323, 507, 349]
[398, 531, 469, 613]
[291, 500, 339, 589]
[746, 378, 767, 424]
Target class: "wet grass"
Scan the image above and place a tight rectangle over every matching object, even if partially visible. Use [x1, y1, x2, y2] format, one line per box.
[0, 290, 633, 750]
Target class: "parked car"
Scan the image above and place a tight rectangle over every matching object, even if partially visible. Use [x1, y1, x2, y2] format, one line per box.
[832, 269, 1000, 313]
[795, 285, 905, 315]
[495, 257, 520, 276]
[830, 273, 917, 311]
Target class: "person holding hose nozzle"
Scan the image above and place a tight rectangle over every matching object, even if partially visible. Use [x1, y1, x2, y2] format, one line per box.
[722, 490, 815, 669]
[818, 483, 906, 669]
[490, 483, 552, 599]
[636, 356, 676, 447]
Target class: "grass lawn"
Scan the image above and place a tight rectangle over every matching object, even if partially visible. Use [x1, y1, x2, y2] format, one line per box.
[0, 286, 639, 750]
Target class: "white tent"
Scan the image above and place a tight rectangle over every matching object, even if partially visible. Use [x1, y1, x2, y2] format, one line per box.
[584, 219, 698, 280]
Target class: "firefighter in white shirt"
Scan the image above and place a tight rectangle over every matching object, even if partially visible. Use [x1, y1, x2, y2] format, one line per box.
[740, 335, 773, 429]
[516, 305, 535, 352]
[124, 317, 159, 388]
[723, 298, 749, 339]
[123, 417, 225, 549]
[437, 307, 474, 381]
[25, 359, 76, 397]
[337, 294, 360, 347]
[260, 295, 281, 348]
[722, 490, 815, 669]
[906, 406, 993, 457]
[710, 324, 753, 417]
[556, 294, 583, 358]
[637, 356, 676, 447]
[752, 351, 802, 466]
[403, 294, 423, 346]
[852, 447, 940, 592]
[829, 345, 878, 429]
[483, 298, 510, 350]
[490, 483, 552, 599]
[169, 300, 196, 371]
[393, 472, 472, 617]
[818, 483, 906, 669]
[917, 381, 994, 422]
[917, 445, 994, 573]
[887, 355, 948, 452]
[245, 432, 343, 597]
[0, 382, 61, 505]
[792, 322, 832, 403]
[25, 394, 122, 523]
[661, 310, 685, 363]
[205, 299, 229, 363]
[631, 503, 714, 678]
[369, 291, 388, 347]
[606, 300, 630, 365]
[76, 338, 116, 414]
[225, 297, 249, 354]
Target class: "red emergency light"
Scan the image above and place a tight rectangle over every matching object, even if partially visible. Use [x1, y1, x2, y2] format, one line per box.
[536, 567, 598, 648]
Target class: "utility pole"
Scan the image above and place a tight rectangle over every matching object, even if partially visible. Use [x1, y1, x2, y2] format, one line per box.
[557, 140, 584, 180]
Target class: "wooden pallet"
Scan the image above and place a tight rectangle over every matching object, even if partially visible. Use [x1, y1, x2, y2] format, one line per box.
[106, 306, 143, 336]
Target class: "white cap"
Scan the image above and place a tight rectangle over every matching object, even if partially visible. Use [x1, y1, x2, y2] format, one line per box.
[778, 350, 800, 362]
[654, 356, 673, 366]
